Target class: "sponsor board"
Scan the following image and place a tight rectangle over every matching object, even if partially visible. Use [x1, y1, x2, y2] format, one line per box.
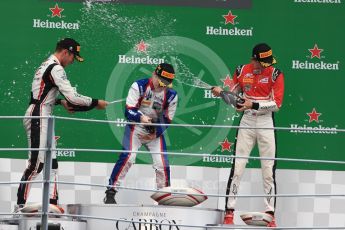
[118, 40, 165, 64]
[206, 11, 253, 37]
[290, 108, 338, 134]
[33, 3, 80, 30]
[292, 44, 340, 70]
[203, 138, 233, 163]
[294, 0, 341, 3]
[115, 210, 181, 230]
[292, 60, 339, 70]
[115, 218, 181, 230]
[118, 55, 164, 64]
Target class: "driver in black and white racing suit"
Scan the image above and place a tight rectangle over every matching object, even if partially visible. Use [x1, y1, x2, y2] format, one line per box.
[16, 38, 108, 210]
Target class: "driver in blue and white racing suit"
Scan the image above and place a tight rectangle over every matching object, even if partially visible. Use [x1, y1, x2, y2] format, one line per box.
[104, 63, 178, 204]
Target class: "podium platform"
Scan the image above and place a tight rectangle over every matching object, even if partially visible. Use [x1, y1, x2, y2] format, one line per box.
[1, 204, 236, 229]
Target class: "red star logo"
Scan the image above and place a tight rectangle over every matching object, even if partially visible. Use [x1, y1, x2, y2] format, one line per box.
[219, 138, 232, 152]
[223, 11, 237, 25]
[136, 40, 149, 53]
[307, 108, 322, 123]
[222, 75, 234, 89]
[308, 44, 323, 59]
[50, 4, 64, 18]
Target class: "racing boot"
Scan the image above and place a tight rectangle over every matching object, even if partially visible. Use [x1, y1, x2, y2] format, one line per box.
[103, 188, 117, 204]
[13, 204, 24, 213]
[223, 209, 234, 225]
[13, 204, 24, 218]
[266, 212, 277, 227]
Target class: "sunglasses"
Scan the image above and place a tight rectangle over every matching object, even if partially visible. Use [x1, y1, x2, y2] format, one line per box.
[157, 78, 168, 87]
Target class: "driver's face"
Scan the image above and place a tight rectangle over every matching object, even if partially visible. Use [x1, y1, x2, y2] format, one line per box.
[152, 74, 167, 92]
[60, 50, 75, 67]
[251, 59, 265, 74]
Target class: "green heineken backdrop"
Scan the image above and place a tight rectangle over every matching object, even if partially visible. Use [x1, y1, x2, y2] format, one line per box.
[0, 0, 344, 170]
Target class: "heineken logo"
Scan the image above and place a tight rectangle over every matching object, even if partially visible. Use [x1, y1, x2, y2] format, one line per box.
[118, 40, 164, 64]
[294, 0, 341, 3]
[290, 124, 337, 134]
[203, 155, 232, 163]
[206, 10, 253, 37]
[292, 44, 340, 70]
[206, 26, 253, 36]
[222, 75, 234, 89]
[203, 137, 234, 163]
[290, 108, 338, 134]
[223, 11, 238, 25]
[307, 108, 322, 123]
[33, 19, 79, 29]
[54, 136, 76, 158]
[292, 60, 339, 70]
[219, 137, 233, 152]
[309, 44, 323, 59]
[136, 40, 149, 53]
[50, 4, 64, 18]
[32, 3, 80, 30]
[118, 55, 164, 65]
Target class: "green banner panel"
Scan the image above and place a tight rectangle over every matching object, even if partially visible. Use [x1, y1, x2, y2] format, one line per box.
[0, 0, 344, 170]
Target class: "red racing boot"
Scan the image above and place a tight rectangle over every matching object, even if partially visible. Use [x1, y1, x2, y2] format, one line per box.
[223, 210, 234, 225]
[266, 213, 277, 227]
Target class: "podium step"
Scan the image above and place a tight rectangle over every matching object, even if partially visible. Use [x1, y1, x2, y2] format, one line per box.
[0, 218, 86, 230]
[17, 218, 86, 230]
[0, 223, 18, 230]
[207, 225, 270, 229]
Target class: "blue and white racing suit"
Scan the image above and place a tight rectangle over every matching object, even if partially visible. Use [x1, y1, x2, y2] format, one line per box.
[108, 78, 178, 190]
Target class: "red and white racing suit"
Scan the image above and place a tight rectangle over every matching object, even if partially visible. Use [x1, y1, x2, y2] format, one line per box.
[225, 63, 284, 213]
[18, 55, 98, 205]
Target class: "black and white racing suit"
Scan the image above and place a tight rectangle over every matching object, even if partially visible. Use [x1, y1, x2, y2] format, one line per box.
[17, 55, 98, 205]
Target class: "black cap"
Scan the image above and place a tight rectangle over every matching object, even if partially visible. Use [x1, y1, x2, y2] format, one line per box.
[252, 43, 276, 67]
[154, 63, 175, 88]
[56, 38, 84, 62]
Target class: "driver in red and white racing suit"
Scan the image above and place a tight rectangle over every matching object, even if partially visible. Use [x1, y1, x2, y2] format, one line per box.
[212, 43, 284, 227]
